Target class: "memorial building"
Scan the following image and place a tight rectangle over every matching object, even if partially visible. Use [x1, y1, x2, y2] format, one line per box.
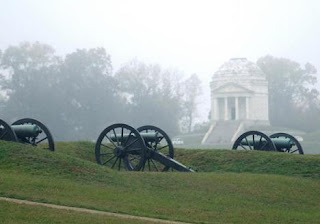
[202, 58, 269, 144]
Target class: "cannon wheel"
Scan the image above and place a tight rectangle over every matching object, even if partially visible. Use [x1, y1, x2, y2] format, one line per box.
[232, 131, 276, 151]
[12, 118, 55, 151]
[137, 125, 174, 172]
[0, 119, 18, 142]
[270, 133, 304, 154]
[95, 123, 146, 171]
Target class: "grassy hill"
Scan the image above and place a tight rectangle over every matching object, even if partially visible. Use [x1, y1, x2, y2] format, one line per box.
[53, 141, 320, 178]
[1, 141, 320, 223]
[0, 200, 153, 224]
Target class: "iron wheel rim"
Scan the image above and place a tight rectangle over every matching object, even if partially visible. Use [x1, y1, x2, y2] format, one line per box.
[232, 131, 276, 151]
[270, 132, 304, 154]
[137, 125, 174, 172]
[0, 119, 18, 142]
[95, 123, 146, 171]
[12, 118, 54, 151]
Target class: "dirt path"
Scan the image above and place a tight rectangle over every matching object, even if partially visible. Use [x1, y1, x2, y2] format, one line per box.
[0, 197, 190, 224]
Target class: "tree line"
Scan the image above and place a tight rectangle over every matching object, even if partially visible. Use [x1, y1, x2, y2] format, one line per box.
[0, 42, 201, 140]
[257, 56, 320, 132]
[0, 42, 319, 141]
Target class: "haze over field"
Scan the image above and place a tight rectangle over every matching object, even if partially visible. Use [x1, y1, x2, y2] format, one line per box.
[1, 0, 320, 137]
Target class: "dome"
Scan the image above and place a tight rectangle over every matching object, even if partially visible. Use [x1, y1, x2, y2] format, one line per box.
[213, 58, 265, 78]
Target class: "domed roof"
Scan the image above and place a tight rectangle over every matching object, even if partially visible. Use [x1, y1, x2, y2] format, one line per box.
[213, 58, 265, 78]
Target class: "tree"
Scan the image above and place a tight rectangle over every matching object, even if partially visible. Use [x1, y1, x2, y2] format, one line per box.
[0, 42, 122, 140]
[257, 55, 319, 131]
[115, 59, 183, 135]
[58, 48, 121, 139]
[0, 42, 61, 122]
[181, 74, 202, 133]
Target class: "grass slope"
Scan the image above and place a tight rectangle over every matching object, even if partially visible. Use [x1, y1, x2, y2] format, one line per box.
[176, 148, 320, 178]
[0, 141, 320, 224]
[0, 200, 158, 224]
[54, 141, 320, 178]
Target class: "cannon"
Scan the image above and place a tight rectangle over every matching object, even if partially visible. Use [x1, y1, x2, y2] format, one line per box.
[0, 118, 55, 151]
[95, 123, 194, 172]
[232, 131, 303, 154]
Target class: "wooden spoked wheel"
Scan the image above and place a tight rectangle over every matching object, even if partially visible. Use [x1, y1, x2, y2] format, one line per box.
[0, 119, 17, 142]
[232, 131, 276, 151]
[95, 123, 147, 171]
[137, 125, 174, 172]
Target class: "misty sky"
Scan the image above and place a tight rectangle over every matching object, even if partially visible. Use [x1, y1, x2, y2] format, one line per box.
[1, 0, 320, 121]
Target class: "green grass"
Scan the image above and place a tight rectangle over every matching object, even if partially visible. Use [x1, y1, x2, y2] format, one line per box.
[175, 148, 320, 178]
[0, 201, 158, 224]
[54, 141, 320, 179]
[1, 141, 320, 223]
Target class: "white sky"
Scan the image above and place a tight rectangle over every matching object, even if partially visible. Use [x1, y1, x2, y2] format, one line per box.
[1, 0, 320, 121]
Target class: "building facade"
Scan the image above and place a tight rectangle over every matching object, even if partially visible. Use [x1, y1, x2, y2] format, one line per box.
[202, 58, 269, 144]
[210, 58, 269, 123]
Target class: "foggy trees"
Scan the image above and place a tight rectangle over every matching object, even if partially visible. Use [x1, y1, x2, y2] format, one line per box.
[57, 48, 121, 139]
[115, 59, 183, 135]
[0, 42, 61, 125]
[0, 42, 123, 140]
[0, 42, 190, 139]
[257, 55, 320, 131]
[181, 74, 202, 133]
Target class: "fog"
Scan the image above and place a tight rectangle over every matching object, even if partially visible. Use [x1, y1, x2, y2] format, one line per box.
[1, 0, 320, 142]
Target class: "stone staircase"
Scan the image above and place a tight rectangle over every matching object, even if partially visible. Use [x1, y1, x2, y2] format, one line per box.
[202, 121, 242, 144]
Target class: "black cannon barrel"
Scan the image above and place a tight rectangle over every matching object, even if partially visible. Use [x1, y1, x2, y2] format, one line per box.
[0, 118, 54, 152]
[240, 138, 293, 149]
[270, 138, 294, 149]
[110, 132, 161, 143]
[11, 124, 42, 138]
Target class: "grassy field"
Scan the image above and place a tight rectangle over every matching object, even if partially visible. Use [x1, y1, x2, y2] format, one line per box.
[0, 141, 320, 223]
[0, 200, 160, 224]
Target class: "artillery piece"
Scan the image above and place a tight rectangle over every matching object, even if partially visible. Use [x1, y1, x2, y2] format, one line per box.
[95, 123, 194, 172]
[0, 118, 54, 151]
[232, 131, 303, 154]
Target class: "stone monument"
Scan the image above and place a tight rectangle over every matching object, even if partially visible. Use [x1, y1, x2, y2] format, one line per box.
[202, 58, 269, 144]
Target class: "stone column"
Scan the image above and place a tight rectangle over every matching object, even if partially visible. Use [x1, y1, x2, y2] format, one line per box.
[224, 97, 228, 120]
[246, 97, 249, 119]
[214, 98, 218, 120]
[211, 97, 217, 121]
[235, 97, 239, 120]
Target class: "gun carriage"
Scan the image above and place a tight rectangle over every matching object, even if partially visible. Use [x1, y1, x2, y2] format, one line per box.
[0, 118, 54, 151]
[95, 123, 194, 172]
[232, 131, 303, 154]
